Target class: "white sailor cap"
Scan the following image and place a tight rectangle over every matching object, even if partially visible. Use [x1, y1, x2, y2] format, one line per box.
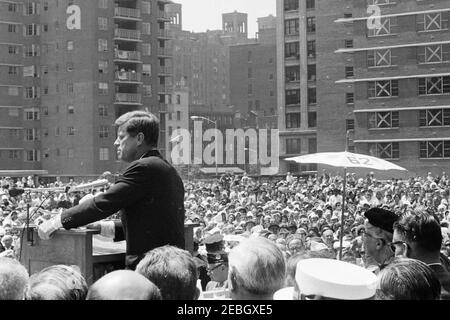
[273, 286, 295, 300]
[296, 258, 377, 300]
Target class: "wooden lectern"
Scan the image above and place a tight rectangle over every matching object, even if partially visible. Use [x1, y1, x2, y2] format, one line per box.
[20, 223, 198, 285]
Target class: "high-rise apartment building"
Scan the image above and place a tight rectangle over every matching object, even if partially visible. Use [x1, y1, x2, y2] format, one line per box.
[276, 0, 319, 174]
[0, 0, 172, 178]
[335, 0, 450, 176]
[230, 18, 278, 130]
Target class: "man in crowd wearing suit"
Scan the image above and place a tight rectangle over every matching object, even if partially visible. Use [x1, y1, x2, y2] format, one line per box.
[38, 111, 185, 270]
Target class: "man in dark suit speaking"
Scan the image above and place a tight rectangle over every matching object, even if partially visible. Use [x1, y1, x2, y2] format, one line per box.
[38, 111, 185, 270]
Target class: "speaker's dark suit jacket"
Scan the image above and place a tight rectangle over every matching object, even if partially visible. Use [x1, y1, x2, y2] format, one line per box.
[61, 150, 185, 269]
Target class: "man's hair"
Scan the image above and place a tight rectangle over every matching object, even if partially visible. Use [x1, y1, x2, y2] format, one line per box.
[0, 258, 29, 300]
[28, 265, 88, 300]
[115, 111, 159, 147]
[135, 245, 199, 300]
[393, 210, 442, 252]
[228, 237, 286, 298]
[376, 257, 441, 300]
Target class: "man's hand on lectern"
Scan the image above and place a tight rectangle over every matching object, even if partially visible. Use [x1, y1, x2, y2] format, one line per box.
[37, 214, 63, 240]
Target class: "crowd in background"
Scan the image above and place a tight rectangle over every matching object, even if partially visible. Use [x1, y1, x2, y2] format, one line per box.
[1, 170, 450, 300]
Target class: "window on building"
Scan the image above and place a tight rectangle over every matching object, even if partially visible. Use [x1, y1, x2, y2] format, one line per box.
[41, 106, 49, 116]
[368, 17, 398, 36]
[25, 129, 39, 141]
[308, 65, 316, 81]
[286, 113, 301, 128]
[8, 3, 18, 12]
[142, 1, 151, 14]
[67, 127, 75, 136]
[307, 40, 316, 58]
[8, 24, 17, 33]
[248, 50, 252, 62]
[345, 66, 354, 78]
[368, 49, 394, 67]
[99, 148, 109, 161]
[248, 67, 252, 79]
[346, 119, 355, 131]
[369, 142, 400, 159]
[142, 43, 151, 56]
[285, 42, 300, 58]
[418, 44, 450, 64]
[98, 60, 108, 74]
[420, 140, 450, 159]
[26, 150, 40, 162]
[98, 104, 108, 116]
[25, 24, 39, 36]
[8, 45, 19, 55]
[142, 64, 151, 76]
[67, 83, 74, 95]
[67, 105, 75, 114]
[24, 44, 40, 57]
[307, 17, 316, 33]
[42, 128, 48, 138]
[248, 84, 253, 95]
[24, 2, 38, 15]
[286, 89, 300, 105]
[417, 12, 449, 32]
[284, 0, 299, 11]
[142, 22, 151, 35]
[344, 39, 353, 48]
[308, 112, 317, 128]
[98, 17, 108, 30]
[99, 126, 109, 138]
[285, 66, 300, 82]
[42, 24, 48, 32]
[98, 82, 108, 95]
[176, 95, 181, 104]
[9, 150, 20, 159]
[177, 111, 181, 121]
[419, 108, 450, 127]
[67, 41, 74, 51]
[308, 87, 316, 104]
[286, 138, 301, 154]
[306, 0, 315, 10]
[24, 108, 40, 120]
[143, 85, 152, 96]
[98, 39, 108, 52]
[67, 149, 74, 159]
[368, 80, 399, 98]
[99, 0, 108, 9]
[8, 66, 19, 75]
[66, 62, 74, 72]
[24, 87, 39, 99]
[308, 138, 317, 154]
[368, 111, 399, 128]
[285, 19, 299, 35]
[418, 76, 450, 95]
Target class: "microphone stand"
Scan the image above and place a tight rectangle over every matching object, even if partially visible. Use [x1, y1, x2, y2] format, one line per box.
[26, 203, 34, 246]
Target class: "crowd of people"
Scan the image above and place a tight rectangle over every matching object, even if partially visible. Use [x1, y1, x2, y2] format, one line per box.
[1, 169, 450, 300]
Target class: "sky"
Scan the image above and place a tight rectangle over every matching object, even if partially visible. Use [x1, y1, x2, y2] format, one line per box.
[174, 0, 276, 37]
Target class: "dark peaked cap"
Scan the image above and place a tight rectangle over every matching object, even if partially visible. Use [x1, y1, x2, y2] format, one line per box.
[364, 207, 398, 234]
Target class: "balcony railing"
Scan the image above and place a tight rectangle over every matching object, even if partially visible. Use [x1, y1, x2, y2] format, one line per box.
[158, 84, 173, 93]
[158, 66, 172, 74]
[157, 29, 172, 38]
[114, 28, 141, 41]
[115, 93, 142, 104]
[114, 7, 141, 19]
[114, 50, 141, 61]
[157, 47, 172, 56]
[157, 11, 171, 20]
[115, 71, 141, 82]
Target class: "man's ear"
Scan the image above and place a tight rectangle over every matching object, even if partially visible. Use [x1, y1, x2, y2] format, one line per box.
[136, 132, 145, 146]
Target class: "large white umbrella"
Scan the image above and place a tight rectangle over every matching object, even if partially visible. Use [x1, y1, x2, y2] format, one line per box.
[286, 151, 407, 259]
[286, 151, 407, 172]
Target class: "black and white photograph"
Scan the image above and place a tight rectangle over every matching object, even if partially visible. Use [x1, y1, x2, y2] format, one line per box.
[0, 0, 449, 306]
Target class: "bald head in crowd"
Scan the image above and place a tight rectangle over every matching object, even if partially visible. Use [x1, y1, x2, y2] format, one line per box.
[0, 257, 29, 300]
[86, 270, 161, 300]
[228, 237, 285, 300]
